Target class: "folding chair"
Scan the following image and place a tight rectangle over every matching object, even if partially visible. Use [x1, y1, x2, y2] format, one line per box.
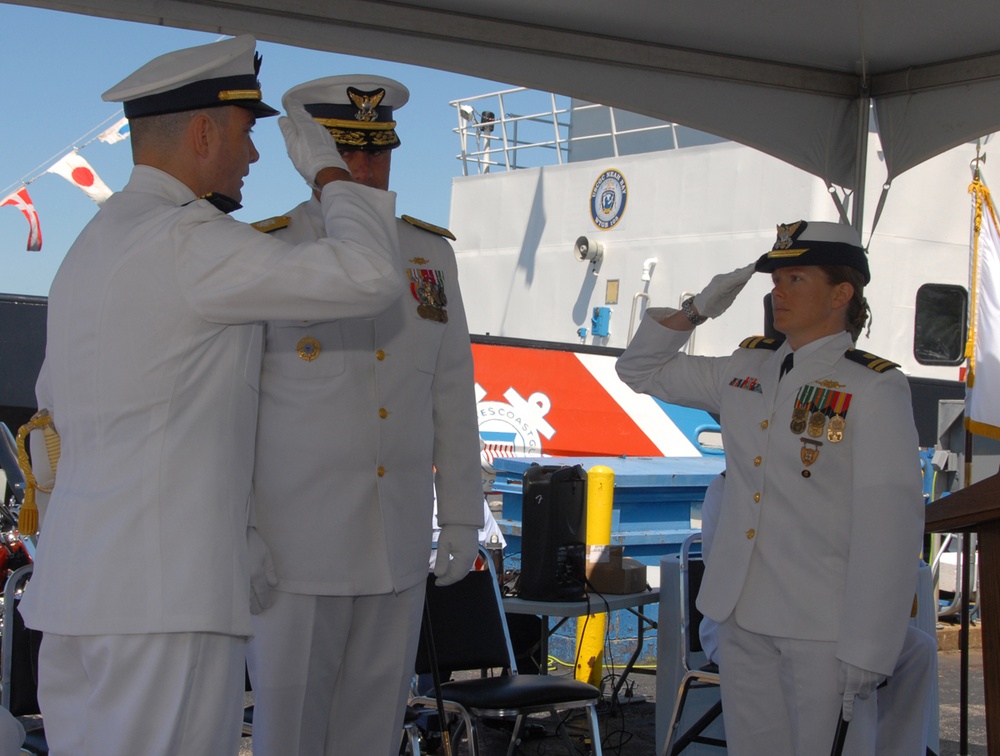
[411, 548, 603, 756]
[1, 564, 46, 754]
[662, 534, 725, 755]
[400, 705, 422, 756]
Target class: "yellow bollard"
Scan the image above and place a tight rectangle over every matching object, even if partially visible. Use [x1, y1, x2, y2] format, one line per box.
[575, 465, 614, 685]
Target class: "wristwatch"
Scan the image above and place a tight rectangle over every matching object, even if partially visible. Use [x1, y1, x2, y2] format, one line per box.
[681, 297, 707, 326]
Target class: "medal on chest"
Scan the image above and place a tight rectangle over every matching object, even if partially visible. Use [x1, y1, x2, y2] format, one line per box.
[825, 390, 852, 443]
[790, 385, 814, 434]
[807, 410, 827, 438]
[790, 384, 852, 443]
[800, 438, 822, 466]
[408, 267, 449, 323]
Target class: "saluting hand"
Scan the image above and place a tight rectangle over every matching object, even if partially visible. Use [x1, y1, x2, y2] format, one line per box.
[692, 262, 757, 320]
[278, 104, 351, 188]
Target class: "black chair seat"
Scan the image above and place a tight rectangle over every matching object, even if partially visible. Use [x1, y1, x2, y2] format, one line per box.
[439, 675, 600, 711]
[22, 727, 48, 755]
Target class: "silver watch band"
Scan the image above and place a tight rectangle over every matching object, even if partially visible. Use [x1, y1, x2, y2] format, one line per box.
[682, 297, 707, 325]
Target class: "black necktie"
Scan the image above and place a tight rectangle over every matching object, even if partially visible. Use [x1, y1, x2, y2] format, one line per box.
[779, 352, 794, 381]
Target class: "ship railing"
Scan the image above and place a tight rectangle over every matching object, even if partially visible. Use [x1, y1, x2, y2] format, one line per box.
[451, 87, 682, 176]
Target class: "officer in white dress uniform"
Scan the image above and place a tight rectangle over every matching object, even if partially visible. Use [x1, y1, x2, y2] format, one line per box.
[246, 76, 483, 756]
[699, 472, 937, 754]
[21, 37, 403, 756]
[617, 221, 924, 756]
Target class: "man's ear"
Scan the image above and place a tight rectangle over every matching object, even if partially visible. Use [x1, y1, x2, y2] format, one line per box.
[188, 112, 216, 160]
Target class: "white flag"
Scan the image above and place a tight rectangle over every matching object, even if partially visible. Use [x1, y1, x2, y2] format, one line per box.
[47, 151, 112, 205]
[98, 117, 130, 145]
[965, 174, 1000, 440]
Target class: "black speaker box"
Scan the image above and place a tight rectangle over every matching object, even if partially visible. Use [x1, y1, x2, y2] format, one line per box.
[518, 464, 587, 601]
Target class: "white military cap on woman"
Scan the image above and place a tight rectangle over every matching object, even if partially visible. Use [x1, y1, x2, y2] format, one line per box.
[102, 34, 279, 119]
[754, 220, 871, 284]
[282, 75, 410, 151]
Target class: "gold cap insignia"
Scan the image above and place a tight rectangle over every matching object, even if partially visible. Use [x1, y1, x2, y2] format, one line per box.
[348, 87, 385, 122]
[774, 221, 804, 250]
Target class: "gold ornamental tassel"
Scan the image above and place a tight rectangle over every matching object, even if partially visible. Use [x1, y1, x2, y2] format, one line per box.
[15, 409, 61, 536]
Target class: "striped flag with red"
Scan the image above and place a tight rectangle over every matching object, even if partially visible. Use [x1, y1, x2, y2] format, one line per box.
[1, 186, 42, 251]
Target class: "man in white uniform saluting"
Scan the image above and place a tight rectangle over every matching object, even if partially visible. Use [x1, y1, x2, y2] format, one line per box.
[246, 75, 483, 756]
[22, 36, 403, 756]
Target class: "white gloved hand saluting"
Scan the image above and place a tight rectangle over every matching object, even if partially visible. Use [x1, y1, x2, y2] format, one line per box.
[278, 104, 350, 187]
[692, 262, 757, 320]
[839, 661, 886, 722]
[433, 525, 480, 586]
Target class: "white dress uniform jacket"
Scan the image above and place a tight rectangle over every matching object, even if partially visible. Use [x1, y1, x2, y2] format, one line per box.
[252, 197, 483, 596]
[22, 166, 402, 638]
[617, 318, 923, 675]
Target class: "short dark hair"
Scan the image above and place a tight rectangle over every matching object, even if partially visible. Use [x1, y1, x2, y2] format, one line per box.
[130, 108, 229, 154]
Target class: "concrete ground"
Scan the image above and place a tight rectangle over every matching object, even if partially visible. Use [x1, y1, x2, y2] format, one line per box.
[236, 621, 986, 754]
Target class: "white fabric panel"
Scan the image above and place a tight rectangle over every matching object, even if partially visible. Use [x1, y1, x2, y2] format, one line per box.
[877, 79, 1000, 180]
[11, 0, 1000, 191]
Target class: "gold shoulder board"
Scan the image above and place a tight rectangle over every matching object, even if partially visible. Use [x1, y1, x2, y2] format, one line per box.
[402, 214, 456, 241]
[739, 336, 781, 350]
[251, 216, 291, 234]
[844, 348, 899, 372]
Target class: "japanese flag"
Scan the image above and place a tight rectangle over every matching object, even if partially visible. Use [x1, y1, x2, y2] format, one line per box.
[1, 186, 43, 251]
[47, 151, 112, 205]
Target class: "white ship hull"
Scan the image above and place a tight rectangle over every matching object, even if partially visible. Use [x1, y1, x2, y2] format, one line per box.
[450, 125, 978, 383]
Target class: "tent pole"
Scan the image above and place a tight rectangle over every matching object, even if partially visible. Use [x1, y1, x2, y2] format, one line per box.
[851, 94, 871, 232]
[960, 430, 974, 754]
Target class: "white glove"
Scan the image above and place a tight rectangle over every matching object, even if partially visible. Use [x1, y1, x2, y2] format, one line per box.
[247, 526, 279, 614]
[278, 105, 349, 187]
[692, 263, 757, 319]
[433, 525, 480, 586]
[839, 661, 886, 722]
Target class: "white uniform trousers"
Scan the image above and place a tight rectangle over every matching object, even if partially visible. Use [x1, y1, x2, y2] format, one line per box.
[876, 625, 937, 756]
[37, 631, 246, 756]
[717, 618, 877, 756]
[247, 583, 425, 756]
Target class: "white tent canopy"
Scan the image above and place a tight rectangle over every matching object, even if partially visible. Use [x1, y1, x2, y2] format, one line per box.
[15, 0, 1000, 217]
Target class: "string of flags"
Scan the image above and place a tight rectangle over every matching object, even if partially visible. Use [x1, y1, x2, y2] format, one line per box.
[1, 116, 129, 252]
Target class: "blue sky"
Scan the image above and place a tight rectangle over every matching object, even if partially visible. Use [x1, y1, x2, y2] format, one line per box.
[0, 4, 513, 296]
